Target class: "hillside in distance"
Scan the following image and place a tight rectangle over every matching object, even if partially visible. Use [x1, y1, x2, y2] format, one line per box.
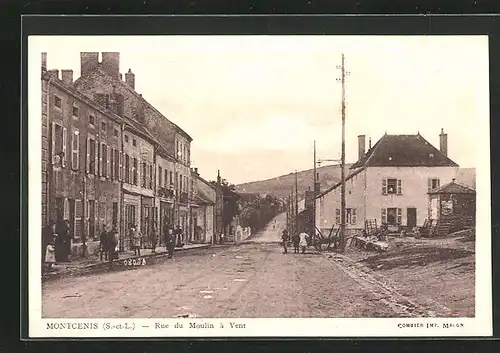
[235, 164, 351, 200]
[235, 166, 476, 200]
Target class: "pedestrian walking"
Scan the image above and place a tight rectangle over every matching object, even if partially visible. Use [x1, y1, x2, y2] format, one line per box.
[44, 236, 56, 270]
[107, 225, 119, 269]
[299, 231, 309, 254]
[292, 232, 300, 254]
[54, 219, 69, 262]
[99, 224, 108, 261]
[151, 221, 158, 253]
[175, 225, 184, 247]
[281, 229, 289, 254]
[131, 225, 143, 256]
[166, 228, 175, 259]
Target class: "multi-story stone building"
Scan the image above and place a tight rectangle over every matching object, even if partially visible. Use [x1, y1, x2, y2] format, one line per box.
[155, 145, 176, 242]
[73, 52, 195, 241]
[41, 53, 124, 253]
[120, 117, 157, 249]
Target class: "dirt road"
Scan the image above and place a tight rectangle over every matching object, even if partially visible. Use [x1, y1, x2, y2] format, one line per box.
[42, 223, 473, 318]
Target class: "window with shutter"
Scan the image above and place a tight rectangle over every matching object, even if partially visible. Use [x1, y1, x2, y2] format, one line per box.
[397, 179, 402, 195]
[94, 139, 98, 176]
[118, 151, 123, 181]
[381, 208, 387, 224]
[158, 166, 162, 188]
[382, 178, 387, 195]
[51, 122, 56, 164]
[71, 129, 80, 170]
[335, 209, 341, 224]
[62, 127, 67, 167]
[86, 137, 90, 173]
[164, 169, 168, 188]
[149, 165, 153, 189]
[125, 155, 129, 183]
[106, 146, 111, 178]
[428, 177, 432, 191]
[133, 158, 138, 185]
[352, 209, 357, 224]
[63, 198, 69, 220]
[75, 199, 83, 241]
[397, 208, 402, 224]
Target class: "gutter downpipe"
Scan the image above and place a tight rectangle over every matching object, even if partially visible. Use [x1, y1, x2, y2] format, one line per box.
[45, 74, 53, 225]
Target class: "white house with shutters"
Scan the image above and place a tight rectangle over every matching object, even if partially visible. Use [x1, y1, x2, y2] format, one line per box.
[315, 129, 460, 235]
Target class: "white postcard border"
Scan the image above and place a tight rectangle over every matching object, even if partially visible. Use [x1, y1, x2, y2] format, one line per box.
[27, 35, 492, 338]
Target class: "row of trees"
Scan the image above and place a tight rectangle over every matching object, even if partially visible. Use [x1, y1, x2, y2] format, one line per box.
[239, 194, 283, 234]
[208, 178, 284, 236]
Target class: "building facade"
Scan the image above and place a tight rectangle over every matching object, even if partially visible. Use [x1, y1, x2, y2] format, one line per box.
[42, 54, 123, 252]
[155, 146, 176, 243]
[315, 130, 462, 234]
[73, 52, 194, 243]
[191, 169, 217, 244]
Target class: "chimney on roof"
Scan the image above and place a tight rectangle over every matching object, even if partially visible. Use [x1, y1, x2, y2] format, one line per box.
[101, 52, 120, 79]
[80, 52, 99, 76]
[61, 69, 73, 85]
[194, 167, 198, 174]
[358, 135, 366, 161]
[41, 52, 47, 71]
[125, 68, 135, 90]
[439, 128, 448, 157]
[368, 137, 372, 150]
[47, 69, 59, 80]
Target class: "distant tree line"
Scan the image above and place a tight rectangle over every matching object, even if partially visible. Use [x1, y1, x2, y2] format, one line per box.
[239, 194, 282, 234]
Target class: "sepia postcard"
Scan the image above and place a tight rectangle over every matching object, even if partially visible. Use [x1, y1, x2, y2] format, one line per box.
[27, 34, 492, 338]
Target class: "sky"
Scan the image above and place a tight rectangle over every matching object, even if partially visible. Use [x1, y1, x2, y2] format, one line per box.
[31, 35, 489, 184]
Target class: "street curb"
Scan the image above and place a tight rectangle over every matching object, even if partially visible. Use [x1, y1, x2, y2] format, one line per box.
[42, 244, 215, 283]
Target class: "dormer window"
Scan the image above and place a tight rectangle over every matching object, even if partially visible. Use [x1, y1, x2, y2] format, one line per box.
[429, 153, 434, 159]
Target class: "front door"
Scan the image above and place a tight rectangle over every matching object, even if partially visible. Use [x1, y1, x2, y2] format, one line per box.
[407, 208, 417, 229]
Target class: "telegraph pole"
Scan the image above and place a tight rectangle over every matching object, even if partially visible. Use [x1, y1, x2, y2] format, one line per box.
[294, 170, 299, 236]
[339, 53, 347, 252]
[313, 140, 317, 241]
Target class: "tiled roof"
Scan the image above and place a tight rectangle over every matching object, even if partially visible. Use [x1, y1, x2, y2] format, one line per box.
[428, 180, 476, 195]
[350, 134, 459, 169]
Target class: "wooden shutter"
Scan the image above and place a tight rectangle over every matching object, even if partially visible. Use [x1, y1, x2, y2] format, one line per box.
[62, 127, 67, 167]
[397, 179, 402, 195]
[335, 208, 341, 224]
[381, 208, 387, 224]
[119, 152, 123, 181]
[86, 137, 90, 173]
[75, 199, 83, 241]
[94, 139, 98, 176]
[99, 143, 103, 177]
[63, 198, 69, 220]
[382, 178, 387, 195]
[107, 146, 111, 178]
[397, 208, 402, 224]
[51, 122, 56, 164]
[352, 209, 357, 224]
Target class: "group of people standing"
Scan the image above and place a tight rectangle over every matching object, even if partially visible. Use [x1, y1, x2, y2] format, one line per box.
[42, 219, 73, 269]
[281, 229, 309, 254]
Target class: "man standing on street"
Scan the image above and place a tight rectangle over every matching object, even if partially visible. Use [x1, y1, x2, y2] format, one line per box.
[281, 229, 289, 254]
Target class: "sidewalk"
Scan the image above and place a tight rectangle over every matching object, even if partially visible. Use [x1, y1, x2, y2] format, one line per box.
[42, 243, 213, 282]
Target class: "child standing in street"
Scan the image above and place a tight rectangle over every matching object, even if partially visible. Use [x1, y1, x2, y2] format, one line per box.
[45, 237, 56, 270]
[299, 231, 309, 254]
[281, 229, 289, 254]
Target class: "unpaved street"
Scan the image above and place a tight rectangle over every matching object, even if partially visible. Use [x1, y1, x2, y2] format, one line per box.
[42, 221, 400, 318]
[42, 217, 471, 318]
